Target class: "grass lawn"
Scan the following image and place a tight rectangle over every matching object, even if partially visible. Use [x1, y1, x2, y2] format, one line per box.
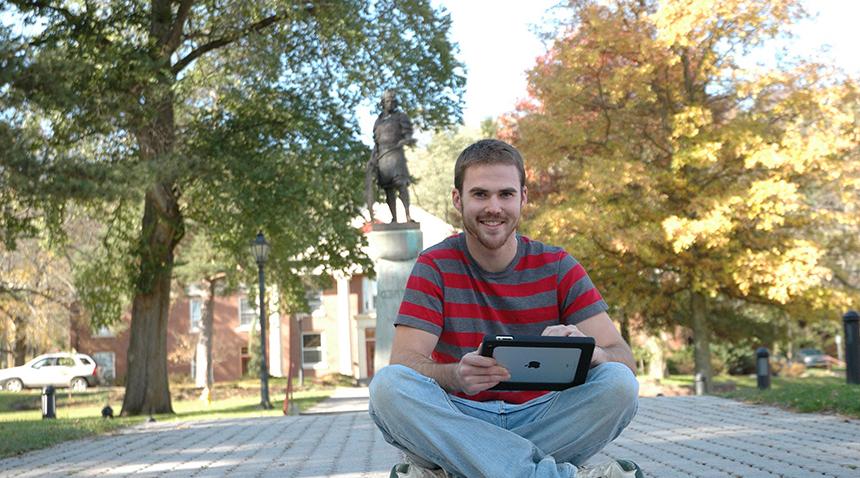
[0, 376, 337, 458]
[657, 370, 860, 418]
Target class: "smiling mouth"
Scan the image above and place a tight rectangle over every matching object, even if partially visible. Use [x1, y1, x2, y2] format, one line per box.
[479, 218, 505, 227]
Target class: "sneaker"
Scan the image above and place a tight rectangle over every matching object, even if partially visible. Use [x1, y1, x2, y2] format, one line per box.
[389, 462, 449, 478]
[576, 459, 644, 478]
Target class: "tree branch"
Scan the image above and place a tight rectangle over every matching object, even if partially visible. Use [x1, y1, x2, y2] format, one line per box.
[10, 0, 80, 25]
[0, 282, 56, 302]
[171, 13, 286, 75]
[165, 0, 195, 54]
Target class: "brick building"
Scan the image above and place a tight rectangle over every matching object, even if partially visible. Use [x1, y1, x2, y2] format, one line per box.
[70, 205, 455, 387]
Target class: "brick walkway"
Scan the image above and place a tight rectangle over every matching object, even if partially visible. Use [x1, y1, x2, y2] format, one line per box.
[1, 390, 858, 477]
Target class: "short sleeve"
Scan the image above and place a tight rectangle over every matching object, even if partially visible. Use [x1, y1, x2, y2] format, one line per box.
[394, 255, 444, 336]
[557, 254, 609, 325]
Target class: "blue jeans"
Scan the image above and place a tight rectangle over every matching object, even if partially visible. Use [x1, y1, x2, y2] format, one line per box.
[368, 362, 638, 478]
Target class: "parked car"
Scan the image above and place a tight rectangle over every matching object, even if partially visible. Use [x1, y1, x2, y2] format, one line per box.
[796, 348, 828, 368]
[0, 353, 98, 392]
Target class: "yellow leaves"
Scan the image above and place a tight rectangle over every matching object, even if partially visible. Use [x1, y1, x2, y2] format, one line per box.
[744, 142, 788, 170]
[651, 0, 800, 49]
[671, 106, 712, 139]
[673, 141, 723, 169]
[610, 237, 629, 254]
[651, 0, 722, 48]
[743, 119, 852, 176]
[732, 241, 829, 303]
[533, 207, 573, 240]
[778, 122, 851, 175]
[662, 203, 735, 253]
[662, 176, 803, 253]
[736, 70, 792, 99]
[743, 178, 801, 231]
[669, 107, 724, 169]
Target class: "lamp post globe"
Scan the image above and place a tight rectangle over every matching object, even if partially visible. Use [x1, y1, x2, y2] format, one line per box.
[252, 231, 273, 409]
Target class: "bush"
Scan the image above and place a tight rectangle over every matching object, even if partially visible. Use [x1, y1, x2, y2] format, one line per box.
[772, 359, 806, 377]
[667, 347, 694, 375]
[667, 342, 764, 376]
[631, 345, 652, 371]
[712, 341, 757, 375]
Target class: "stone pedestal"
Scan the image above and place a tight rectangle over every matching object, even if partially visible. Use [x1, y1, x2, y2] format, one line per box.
[367, 222, 422, 372]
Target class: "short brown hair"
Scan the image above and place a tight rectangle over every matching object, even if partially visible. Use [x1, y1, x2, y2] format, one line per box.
[454, 139, 526, 192]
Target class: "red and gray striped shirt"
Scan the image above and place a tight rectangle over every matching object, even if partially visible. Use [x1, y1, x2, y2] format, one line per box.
[395, 233, 609, 404]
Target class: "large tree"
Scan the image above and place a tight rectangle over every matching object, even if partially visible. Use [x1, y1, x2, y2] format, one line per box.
[505, 0, 859, 388]
[1, 0, 464, 414]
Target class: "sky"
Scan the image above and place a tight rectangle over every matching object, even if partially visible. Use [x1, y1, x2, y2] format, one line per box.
[358, 0, 860, 141]
[433, 0, 559, 128]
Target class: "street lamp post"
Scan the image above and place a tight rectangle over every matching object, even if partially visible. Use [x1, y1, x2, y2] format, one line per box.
[252, 232, 273, 409]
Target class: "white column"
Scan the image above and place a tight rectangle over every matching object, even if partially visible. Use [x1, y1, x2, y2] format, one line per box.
[194, 342, 207, 388]
[336, 274, 353, 375]
[268, 284, 283, 377]
[367, 224, 423, 370]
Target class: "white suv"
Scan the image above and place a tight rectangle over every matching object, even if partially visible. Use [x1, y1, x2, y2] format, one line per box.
[0, 353, 99, 392]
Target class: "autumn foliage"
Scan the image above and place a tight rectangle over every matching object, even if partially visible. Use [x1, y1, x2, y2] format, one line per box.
[505, 0, 860, 384]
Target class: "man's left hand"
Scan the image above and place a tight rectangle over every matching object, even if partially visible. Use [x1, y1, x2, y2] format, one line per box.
[541, 324, 607, 366]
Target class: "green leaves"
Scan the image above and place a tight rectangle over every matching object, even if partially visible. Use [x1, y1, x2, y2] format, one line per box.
[2, 0, 465, 322]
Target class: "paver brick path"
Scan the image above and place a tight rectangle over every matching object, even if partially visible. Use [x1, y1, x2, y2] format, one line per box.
[592, 396, 860, 477]
[1, 393, 858, 477]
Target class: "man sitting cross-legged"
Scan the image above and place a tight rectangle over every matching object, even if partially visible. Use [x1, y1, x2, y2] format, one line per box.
[368, 139, 642, 478]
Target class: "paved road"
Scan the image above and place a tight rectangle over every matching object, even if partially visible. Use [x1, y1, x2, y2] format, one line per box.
[1, 390, 858, 477]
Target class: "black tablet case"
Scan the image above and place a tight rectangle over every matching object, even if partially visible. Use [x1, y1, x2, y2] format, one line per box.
[480, 335, 595, 391]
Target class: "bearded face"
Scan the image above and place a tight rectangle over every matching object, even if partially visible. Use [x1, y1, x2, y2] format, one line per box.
[453, 163, 526, 254]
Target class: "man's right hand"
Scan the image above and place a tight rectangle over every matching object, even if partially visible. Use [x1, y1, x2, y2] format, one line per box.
[390, 327, 511, 395]
[454, 350, 511, 396]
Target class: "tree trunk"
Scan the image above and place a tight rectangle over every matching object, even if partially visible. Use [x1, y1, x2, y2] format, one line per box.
[196, 277, 218, 395]
[618, 311, 631, 346]
[120, 15, 183, 413]
[121, 183, 182, 416]
[68, 300, 83, 352]
[690, 291, 712, 393]
[0, 327, 5, 368]
[646, 334, 667, 380]
[13, 315, 26, 366]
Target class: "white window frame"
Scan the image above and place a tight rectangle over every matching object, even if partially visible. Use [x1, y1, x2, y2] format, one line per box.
[189, 298, 203, 332]
[362, 277, 377, 313]
[301, 332, 325, 369]
[238, 297, 257, 329]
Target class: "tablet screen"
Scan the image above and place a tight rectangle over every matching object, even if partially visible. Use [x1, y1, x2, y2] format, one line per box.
[493, 346, 582, 384]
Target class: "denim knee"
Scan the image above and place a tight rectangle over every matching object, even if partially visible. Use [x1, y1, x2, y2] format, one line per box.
[369, 363, 424, 411]
[370, 364, 405, 407]
[591, 362, 639, 416]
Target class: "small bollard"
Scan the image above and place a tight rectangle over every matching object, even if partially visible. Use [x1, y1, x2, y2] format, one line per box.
[756, 347, 771, 390]
[42, 385, 56, 419]
[694, 372, 707, 396]
[844, 310, 860, 385]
